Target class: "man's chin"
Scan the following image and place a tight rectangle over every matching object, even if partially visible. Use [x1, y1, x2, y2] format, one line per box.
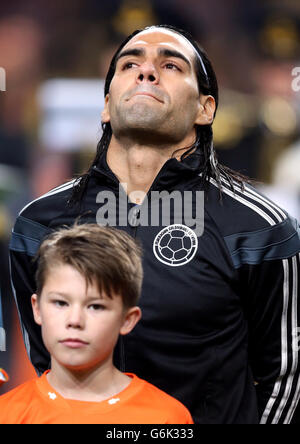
[116, 125, 178, 146]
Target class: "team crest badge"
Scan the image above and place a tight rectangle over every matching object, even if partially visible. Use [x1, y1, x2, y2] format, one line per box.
[153, 224, 198, 267]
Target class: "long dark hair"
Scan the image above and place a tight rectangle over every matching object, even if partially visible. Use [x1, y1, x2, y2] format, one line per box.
[70, 25, 247, 205]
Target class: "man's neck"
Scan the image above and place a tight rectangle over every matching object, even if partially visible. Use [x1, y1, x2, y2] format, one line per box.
[47, 358, 131, 402]
[106, 134, 196, 200]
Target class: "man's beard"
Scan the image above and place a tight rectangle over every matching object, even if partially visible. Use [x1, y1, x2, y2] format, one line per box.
[111, 101, 179, 145]
[123, 101, 165, 128]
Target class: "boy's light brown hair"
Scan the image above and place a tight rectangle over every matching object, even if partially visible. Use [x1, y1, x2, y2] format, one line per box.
[35, 224, 143, 308]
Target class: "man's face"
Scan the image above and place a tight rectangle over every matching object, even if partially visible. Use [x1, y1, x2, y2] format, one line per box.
[31, 264, 139, 372]
[102, 29, 205, 145]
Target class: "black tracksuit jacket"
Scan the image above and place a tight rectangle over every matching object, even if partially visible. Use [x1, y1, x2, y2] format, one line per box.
[9, 150, 300, 424]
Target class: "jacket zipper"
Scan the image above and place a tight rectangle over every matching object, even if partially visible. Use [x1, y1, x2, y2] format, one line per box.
[120, 206, 140, 372]
[92, 165, 147, 372]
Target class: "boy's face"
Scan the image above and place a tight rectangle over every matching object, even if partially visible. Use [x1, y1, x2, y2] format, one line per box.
[31, 264, 141, 372]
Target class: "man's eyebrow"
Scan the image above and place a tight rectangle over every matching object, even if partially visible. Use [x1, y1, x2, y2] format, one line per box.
[115, 47, 192, 69]
[158, 48, 192, 68]
[116, 47, 145, 63]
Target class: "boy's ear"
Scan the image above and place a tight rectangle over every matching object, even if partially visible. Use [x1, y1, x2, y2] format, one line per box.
[120, 306, 142, 336]
[101, 94, 110, 123]
[31, 294, 42, 326]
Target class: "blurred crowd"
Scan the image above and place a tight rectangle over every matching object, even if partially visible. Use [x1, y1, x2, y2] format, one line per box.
[1, 0, 300, 390]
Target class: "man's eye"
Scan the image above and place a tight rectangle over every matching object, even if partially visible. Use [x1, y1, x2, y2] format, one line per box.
[165, 63, 181, 71]
[123, 62, 137, 70]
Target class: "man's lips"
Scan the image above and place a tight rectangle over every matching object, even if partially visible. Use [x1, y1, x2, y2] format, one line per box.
[59, 339, 89, 348]
[125, 87, 165, 103]
[131, 92, 163, 103]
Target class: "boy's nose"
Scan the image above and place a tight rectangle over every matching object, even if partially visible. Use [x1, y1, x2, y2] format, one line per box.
[66, 306, 85, 329]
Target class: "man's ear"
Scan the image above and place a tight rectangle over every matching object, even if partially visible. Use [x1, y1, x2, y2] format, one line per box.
[101, 94, 110, 123]
[195, 95, 216, 126]
[120, 306, 142, 336]
[31, 294, 42, 326]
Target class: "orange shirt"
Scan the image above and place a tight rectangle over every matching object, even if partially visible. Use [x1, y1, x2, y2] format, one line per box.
[0, 372, 194, 424]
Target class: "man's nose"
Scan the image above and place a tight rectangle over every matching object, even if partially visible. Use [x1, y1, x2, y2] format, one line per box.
[137, 62, 159, 84]
[66, 305, 85, 329]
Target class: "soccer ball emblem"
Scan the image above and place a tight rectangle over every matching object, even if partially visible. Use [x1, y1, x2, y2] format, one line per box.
[153, 224, 198, 266]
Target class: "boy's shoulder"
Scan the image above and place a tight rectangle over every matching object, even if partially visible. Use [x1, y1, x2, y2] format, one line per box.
[0, 378, 37, 402]
[0, 373, 193, 424]
[129, 374, 194, 423]
[0, 377, 38, 422]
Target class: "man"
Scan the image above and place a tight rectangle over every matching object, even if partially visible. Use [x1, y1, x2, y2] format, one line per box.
[10, 25, 300, 424]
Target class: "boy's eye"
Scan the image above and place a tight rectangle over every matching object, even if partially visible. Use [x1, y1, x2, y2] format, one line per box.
[54, 300, 68, 308]
[88, 304, 105, 311]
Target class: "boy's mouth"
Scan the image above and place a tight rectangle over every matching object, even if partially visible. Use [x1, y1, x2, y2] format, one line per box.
[59, 338, 89, 348]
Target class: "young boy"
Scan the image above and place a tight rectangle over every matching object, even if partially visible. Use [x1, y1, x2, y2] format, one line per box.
[0, 224, 193, 424]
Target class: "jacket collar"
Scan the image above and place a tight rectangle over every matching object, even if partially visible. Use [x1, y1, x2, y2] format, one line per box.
[91, 147, 205, 191]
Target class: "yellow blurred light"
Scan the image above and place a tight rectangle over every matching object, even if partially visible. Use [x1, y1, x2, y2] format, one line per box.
[113, 0, 157, 36]
[260, 19, 299, 58]
[260, 96, 297, 136]
[213, 106, 246, 148]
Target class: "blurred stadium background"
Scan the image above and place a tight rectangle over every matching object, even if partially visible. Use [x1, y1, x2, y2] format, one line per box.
[1, 0, 300, 393]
